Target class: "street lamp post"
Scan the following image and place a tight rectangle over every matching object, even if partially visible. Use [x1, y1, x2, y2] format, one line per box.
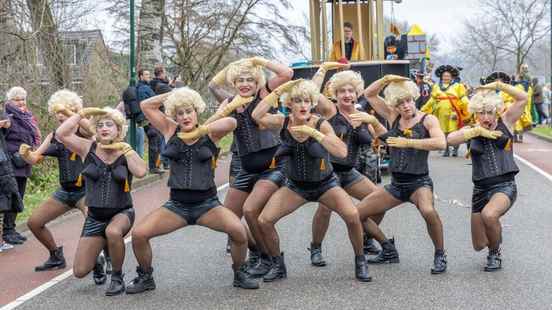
[129, 0, 137, 148]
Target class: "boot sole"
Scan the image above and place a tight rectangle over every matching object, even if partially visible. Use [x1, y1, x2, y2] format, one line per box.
[431, 268, 447, 274]
[367, 258, 400, 264]
[125, 286, 156, 294]
[93, 276, 107, 285]
[35, 263, 67, 272]
[263, 274, 287, 282]
[105, 289, 125, 296]
[233, 282, 259, 289]
[311, 261, 327, 267]
[356, 276, 373, 282]
[483, 266, 501, 272]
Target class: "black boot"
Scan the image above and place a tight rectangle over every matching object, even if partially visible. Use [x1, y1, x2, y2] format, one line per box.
[484, 248, 502, 272]
[452, 146, 459, 157]
[126, 266, 156, 294]
[226, 237, 231, 254]
[247, 252, 272, 278]
[246, 250, 260, 269]
[233, 264, 259, 289]
[35, 246, 66, 271]
[93, 254, 107, 285]
[309, 243, 326, 267]
[263, 253, 287, 282]
[443, 147, 450, 157]
[105, 256, 113, 275]
[355, 255, 372, 282]
[105, 271, 125, 296]
[367, 238, 400, 264]
[431, 249, 447, 274]
[363, 234, 380, 255]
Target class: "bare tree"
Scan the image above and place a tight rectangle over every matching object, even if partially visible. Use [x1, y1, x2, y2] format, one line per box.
[138, 0, 164, 70]
[456, 0, 550, 77]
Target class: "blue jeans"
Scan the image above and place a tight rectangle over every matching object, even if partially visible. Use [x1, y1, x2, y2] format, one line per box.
[126, 127, 145, 158]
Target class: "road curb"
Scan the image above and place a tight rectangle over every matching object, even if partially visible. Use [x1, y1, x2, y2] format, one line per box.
[15, 171, 168, 234]
[527, 131, 552, 144]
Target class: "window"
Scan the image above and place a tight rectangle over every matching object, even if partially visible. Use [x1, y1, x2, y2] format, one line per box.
[64, 44, 76, 65]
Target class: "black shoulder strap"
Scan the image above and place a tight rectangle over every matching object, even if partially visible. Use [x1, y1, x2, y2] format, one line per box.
[283, 116, 290, 130]
[315, 117, 325, 130]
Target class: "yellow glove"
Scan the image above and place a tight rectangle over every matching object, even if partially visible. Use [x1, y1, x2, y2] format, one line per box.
[19, 144, 42, 163]
[249, 56, 269, 67]
[53, 104, 76, 117]
[350, 112, 378, 125]
[99, 142, 133, 155]
[290, 125, 326, 143]
[321, 62, 350, 71]
[386, 137, 419, 149]
[211, 67, 228, 85]
[264, 79, 304, 108]
[219, 96, 254, 117]
[383, 74, 409, 84]
[79, 107, 107, 118]
[177, 125, 210, 141]
[463, 126, 503, 140]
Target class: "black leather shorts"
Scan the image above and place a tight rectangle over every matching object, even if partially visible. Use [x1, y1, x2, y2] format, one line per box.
[286, 174, 340, 202]
[81, 208, 135, 238]
[231, 163, 286, 193]
[335, 168, 364, 189]
[472, 181, 517, 213]
[52, 187, 85, 208]
[385, 175, 433, 203]
[229, 153, 241, 178]
[163, 196, 221, 225]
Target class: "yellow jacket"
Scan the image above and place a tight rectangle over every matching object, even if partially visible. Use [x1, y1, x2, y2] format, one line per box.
[330, 40, 361, 61]
[421, 83, 470, 133]
[503, 84, 533, 132]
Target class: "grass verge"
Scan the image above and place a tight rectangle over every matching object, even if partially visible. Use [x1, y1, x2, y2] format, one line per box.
[531, 126, 552, 140]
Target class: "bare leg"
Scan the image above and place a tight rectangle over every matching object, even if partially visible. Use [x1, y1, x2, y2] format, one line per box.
[311, 205, 331, 245]
[104, 213, 133, 273]
[410, 187, 444, 251]
[258, 187, 306, 256]
[27, 198, 72, 251]
[318, 187, 364, 255]
[471, 213, 488, 251]
[197, 206, 248, 267]
[357, 188, 402, 242]
[242, 179, 280, 254]
[480, 193, 511, 250]
[131, 207, 187, 269]
[73, 237, 106, 278]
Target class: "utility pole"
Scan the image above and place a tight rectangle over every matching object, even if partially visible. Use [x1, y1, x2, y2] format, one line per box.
[129, 0, 137, 148]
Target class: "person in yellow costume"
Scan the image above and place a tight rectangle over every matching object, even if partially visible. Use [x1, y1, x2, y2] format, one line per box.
[330, 22, 362, 62]
[421, 65, 470, 157]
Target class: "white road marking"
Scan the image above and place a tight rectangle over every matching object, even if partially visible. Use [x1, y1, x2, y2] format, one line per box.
[1, 183, 230, 310]
[514, 154, 552, 183]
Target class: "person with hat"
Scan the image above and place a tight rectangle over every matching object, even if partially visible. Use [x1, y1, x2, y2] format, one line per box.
[414, 72, 432, 109]
[421, 65, 470, 157]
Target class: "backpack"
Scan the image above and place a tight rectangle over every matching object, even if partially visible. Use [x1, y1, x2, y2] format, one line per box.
[122, 86, 145, 122]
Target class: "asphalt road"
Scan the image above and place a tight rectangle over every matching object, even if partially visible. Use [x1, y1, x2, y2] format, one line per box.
[9, 150, 552, 310]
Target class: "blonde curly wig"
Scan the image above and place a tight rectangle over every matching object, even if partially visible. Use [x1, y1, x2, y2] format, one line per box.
[282, 80, 320, 106]
[47, 89, 83, 115]
[92, 107, 127, 142]
[383, 81, 420, 107]
[328, 70, 364, 99]
[468, 90, 504, 114]
[164, 87, 206, 118]
[225, 59, 266, 91]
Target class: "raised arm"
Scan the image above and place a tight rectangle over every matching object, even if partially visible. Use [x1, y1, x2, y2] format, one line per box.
[251, 79, 303, 129]
[140, 92, 176, 137]
[19, 133, 54, 164]
[311, 62, 350, 90]
[350, 112, 388, 138]
[56, 113, 95, 159]
[480, 82, 528, 128]
[250, 57, 294, 93]
[364, 75, 408, 122]
[204, 96, 254, 125]
[175, 117, 237, 144]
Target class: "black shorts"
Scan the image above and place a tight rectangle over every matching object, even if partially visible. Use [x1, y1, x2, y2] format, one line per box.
[472, 181, 517, 213]
[384, 175, 433, 203]
[286, 174, 340, 202]
[231, 161, 286, 193]
[81, 208, 135, 238]
[163, 196, 221, 225]
[335, 168, 364, 189]
[229, 153, 241, 178]
[52, 187, 85, 208]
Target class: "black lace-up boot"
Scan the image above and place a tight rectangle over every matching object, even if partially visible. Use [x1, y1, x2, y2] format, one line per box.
[367, 238, 400, 264]
[233, 264, 259, 289]
[484, 248, 502, 272]
[105, 271, 125, 296]
[35, 246, 66, 271]
[93, 253, 107, 285]
[263, 253, 287, 282]
[126, 266, 156, 294]
[309, 243, 326, 267]
[431, 249, 447, 274]
[355, 255, 372, 282]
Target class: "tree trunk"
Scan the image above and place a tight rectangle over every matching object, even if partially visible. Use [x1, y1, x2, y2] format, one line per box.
[26, 0, 68, 89]
[139, 0, 164, 69]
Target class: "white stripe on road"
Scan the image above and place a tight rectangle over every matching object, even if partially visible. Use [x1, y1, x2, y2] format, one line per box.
[514, 154, 552, 183]
[1, 183, 230, 310]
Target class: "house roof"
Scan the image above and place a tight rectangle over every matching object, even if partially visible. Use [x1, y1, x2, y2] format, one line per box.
[59, 29, 107, 66]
